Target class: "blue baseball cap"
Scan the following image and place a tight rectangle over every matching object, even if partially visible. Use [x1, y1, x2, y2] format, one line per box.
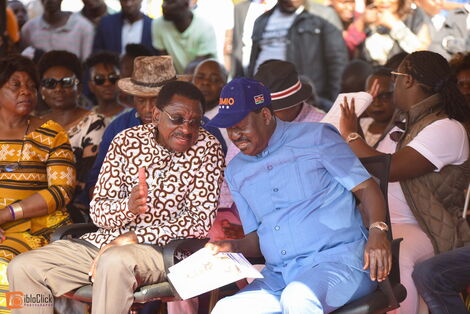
[207, 77, 271, 128]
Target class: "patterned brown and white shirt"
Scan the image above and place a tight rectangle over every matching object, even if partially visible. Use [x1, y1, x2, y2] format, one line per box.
[81, 124, 225, 248]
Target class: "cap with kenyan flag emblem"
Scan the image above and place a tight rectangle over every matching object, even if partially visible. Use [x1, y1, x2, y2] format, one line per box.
[206, 77, 271, 128]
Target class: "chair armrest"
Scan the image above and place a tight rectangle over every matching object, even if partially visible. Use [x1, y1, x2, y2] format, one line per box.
[50, 223, 98, 242]
[377, 237, 404, 308]
[378, 278, 398, 309]
[389, 238, 403, 284]
[162, 238, 209, 273]
[160, 238, 210, 299]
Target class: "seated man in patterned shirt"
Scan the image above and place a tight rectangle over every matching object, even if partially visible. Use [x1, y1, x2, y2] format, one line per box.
[206, 78, 392, 313]
[7, 58, 225, 314]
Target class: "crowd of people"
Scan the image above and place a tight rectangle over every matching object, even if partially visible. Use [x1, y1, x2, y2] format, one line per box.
[0, 0, 470, 313]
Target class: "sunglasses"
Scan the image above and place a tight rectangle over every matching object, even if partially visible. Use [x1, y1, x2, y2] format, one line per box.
[93, 73, 120, 86]
[162, 109, 204, 129]
[41, 76, 79, 89]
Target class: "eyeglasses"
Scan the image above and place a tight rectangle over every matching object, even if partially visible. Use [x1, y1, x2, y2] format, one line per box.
[41, 76, 79, 89]
[161, 109, 204, 129]
[93, 73, 120, 86]
[390, 71, 410, 82]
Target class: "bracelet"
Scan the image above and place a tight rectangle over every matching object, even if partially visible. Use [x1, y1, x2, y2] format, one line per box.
[346, 132, 362, 143]
[9, 203, 24, 220]
[8, 205, 15, 220]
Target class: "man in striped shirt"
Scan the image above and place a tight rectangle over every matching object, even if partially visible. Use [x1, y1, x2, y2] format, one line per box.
[21, 0, 94, 61]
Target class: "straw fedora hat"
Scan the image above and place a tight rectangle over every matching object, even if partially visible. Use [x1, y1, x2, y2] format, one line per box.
[118, 56, 177, 97]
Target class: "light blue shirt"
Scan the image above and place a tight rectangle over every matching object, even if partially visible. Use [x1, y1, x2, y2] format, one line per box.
[225, 119, 371, 291]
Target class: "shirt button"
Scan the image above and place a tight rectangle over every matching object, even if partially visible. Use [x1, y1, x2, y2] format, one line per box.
[281, 250, 286, 255]
[274, 226, 280, 231]
[273, 188, 279, 192]
[267, 165, 273, 170]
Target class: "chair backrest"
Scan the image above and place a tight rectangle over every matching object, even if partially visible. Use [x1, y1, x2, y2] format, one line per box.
[359, 154, 404, 309]
[359, 154, 392, 240]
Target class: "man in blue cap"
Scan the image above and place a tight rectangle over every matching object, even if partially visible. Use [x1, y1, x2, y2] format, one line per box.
[206, 77, 392, 313]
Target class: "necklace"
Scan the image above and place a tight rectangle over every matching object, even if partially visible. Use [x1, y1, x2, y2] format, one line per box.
[1, 119, 31, 173]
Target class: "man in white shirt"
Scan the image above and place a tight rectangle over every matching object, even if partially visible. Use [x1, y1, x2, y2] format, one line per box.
[93, 0, 155, 55]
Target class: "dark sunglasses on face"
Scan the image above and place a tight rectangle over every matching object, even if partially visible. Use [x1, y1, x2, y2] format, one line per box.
[93, 73, 120, 86]
[41, 76, 78, 89]
[162, 109, 205, 129]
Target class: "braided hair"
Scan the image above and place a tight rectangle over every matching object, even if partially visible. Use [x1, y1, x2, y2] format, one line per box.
[401, 51, 470, 123]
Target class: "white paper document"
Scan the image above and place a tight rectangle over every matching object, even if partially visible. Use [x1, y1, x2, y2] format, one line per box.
[167, 248, 263, 300]
[321, 92, 373, 129]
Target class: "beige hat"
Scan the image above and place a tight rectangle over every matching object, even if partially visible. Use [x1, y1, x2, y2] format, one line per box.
[118, 56, 177, 97]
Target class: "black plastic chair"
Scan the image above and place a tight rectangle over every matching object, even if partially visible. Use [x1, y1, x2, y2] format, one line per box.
[332, 154, 406, 313]
[50, 224, 208, 314]
[209, 154, 406, 313]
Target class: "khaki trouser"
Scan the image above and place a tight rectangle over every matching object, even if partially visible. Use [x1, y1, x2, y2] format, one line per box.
[7, 239, 165, 314]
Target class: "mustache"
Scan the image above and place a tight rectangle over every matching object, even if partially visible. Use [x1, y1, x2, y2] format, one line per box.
[174, 132, 192, 140]
[233, 137, 249, 144]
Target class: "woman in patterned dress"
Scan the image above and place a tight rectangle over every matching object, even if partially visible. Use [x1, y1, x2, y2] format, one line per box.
[38, 51, 107, 223]
[0, 55, 76, 313]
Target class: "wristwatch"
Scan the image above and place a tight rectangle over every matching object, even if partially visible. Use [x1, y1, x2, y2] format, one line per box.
[346, 132, 362, 143]
[369, 221, 389, 232]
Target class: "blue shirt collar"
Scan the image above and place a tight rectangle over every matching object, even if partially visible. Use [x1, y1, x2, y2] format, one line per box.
[256, 118, 287, 159]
